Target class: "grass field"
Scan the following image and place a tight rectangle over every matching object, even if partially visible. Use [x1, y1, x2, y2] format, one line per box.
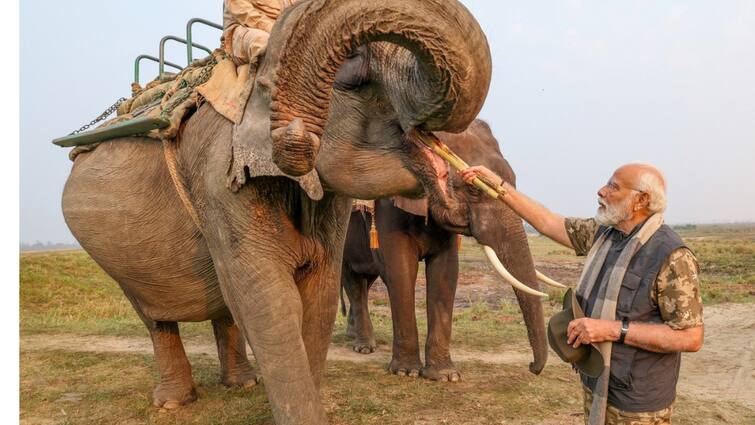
[19, 224, 755, 424]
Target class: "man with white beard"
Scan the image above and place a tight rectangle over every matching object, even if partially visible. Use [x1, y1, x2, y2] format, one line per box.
[460, 163, 703, 425]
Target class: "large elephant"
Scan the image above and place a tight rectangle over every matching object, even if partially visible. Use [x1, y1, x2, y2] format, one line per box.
[60, 0, 491, 423]
[341, 120, 550, 381]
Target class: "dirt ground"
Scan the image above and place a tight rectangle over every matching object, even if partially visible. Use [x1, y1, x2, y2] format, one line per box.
[20, 302, 755, 411]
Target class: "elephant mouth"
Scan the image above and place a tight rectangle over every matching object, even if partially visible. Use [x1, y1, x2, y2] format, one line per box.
[406, 132, 451, 204]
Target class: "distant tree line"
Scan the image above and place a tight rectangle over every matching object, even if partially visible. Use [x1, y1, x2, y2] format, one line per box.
[20, 241, 81, 252]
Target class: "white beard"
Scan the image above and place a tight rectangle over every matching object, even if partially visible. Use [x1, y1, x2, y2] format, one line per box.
[595, 196, 633, 226]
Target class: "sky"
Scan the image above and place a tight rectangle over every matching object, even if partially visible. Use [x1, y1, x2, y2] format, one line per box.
[20, 0, 755, 244]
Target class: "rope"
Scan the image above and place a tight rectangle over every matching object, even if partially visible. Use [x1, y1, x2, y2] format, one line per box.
[162, 139, 203, 231]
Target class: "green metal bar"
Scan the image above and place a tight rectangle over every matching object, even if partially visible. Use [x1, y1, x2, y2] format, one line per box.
[186, 18, 222, 63]
[159, 35, 212, 77]
[134, 54, 182, 85]
[52, 116, 170, 147]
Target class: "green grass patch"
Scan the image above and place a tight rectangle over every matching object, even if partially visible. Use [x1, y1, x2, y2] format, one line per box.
[20, 251, 213, 338]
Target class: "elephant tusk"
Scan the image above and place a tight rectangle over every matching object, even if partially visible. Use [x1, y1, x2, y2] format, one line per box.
[481, 245, 548, 298]
[535, 270, 568, 289]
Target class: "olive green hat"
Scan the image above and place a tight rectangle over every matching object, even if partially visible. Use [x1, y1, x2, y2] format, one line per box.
[547, 288, 604, 378]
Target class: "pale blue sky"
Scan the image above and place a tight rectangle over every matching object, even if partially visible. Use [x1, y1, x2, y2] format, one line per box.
[20, 0, 755, 243]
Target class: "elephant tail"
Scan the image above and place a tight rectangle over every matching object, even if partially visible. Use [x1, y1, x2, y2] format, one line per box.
[339, 282, 347, 317]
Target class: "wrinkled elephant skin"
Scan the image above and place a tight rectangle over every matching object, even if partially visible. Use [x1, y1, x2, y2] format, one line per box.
[61, 0, 491, 423]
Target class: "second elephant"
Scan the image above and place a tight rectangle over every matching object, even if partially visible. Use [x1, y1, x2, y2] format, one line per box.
[342, 120, 555, 380]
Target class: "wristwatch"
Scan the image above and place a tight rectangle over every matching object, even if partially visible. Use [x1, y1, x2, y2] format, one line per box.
[618, 317, 630, 344]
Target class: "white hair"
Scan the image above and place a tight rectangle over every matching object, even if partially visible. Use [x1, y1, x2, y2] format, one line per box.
[595, 195, 634, 226]
[633, 163, 667, 214]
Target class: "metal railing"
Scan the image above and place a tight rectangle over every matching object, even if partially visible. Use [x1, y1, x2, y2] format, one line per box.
[134, 54, 183, 85]
[159, 35, 212, 77]
[186, 18, 223, 63]
[133, 18, 222, 86]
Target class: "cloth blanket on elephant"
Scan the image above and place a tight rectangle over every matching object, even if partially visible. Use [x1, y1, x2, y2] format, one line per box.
[352, 199, 374, 214]
[352, 198, 427, 217]
[69, 49, 252, 161]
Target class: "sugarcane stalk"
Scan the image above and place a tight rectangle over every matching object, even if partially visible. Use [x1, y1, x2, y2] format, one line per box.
[415, 131, 504, 199]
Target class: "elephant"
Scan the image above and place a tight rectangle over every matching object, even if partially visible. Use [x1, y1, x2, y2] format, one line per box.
[341, 120, 558, 381]
[60, 0, 492, 423]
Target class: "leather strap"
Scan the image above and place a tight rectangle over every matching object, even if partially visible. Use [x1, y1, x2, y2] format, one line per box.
[618, 317, 630, 344]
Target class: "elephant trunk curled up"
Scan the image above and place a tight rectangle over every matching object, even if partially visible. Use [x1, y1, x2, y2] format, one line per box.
[257, 0, 492, 177]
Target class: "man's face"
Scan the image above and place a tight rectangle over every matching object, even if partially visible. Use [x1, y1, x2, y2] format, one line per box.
[595, 171, 639, 227]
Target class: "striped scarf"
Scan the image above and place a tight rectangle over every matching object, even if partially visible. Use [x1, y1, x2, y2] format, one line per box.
[575, 213, 664, 425]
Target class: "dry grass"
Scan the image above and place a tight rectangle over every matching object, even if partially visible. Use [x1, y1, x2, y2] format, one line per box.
[19, 224, 755, 424]
[523, 223, 755, 303]
[20, 350, 753, 425]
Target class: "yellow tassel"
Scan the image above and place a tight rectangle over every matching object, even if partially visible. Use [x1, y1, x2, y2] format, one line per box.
[457, 235, 463, 251]
[369, 213, 379, 250]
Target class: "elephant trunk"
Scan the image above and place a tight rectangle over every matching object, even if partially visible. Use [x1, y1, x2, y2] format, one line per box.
[267, 0, 491, 174]
[484, 208, 548, 375]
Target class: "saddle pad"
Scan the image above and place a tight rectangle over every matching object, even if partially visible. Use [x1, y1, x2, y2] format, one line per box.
[196, 59, 252, 124]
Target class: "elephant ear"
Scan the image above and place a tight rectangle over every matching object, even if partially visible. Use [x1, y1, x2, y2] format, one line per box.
[227, 3, 324, 199]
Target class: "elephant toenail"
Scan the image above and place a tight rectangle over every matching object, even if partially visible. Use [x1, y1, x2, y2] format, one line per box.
[162, 400, 181, 410]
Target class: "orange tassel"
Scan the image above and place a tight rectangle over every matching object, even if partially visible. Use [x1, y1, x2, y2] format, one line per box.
[369, 213, 379, 250]
[457, 234, 463, 251]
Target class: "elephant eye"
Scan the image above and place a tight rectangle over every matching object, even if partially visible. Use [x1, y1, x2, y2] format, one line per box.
[334, 50, 370, 91]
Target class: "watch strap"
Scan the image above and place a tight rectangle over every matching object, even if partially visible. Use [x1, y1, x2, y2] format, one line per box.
[618, 317, 629, 344]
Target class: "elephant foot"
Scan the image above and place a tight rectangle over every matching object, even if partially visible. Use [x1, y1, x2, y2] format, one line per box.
[152, 380, 197, 409]
[389, 358, 422, 378]
[421, 361, 461, 382]
[222, 365, 261, 389]
[351, 339, 377, 354]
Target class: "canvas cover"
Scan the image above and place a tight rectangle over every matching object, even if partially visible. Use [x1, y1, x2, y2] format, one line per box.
[68, 48, 323, 200]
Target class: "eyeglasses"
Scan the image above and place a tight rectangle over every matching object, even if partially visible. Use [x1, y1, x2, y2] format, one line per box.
[604, 180, 644, 195]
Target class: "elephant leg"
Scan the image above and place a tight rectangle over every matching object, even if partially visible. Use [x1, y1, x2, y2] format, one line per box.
[296, 258, 343, 388]
[149, 321, 198, 409]
[342, 266, 377, 354]
[112, 288, 197, 408]
[421, 239, 461, 382]
[345, 303, 357, 339]
[211, 252, 327, 424]
[382, 236, 422, 377]
[212, 316, 260, 388]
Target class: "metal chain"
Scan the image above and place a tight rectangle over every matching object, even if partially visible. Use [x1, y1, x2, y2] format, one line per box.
[69, 97, 128, 135]
[160, 57, 217, 118]
[68, 53, 219, 136]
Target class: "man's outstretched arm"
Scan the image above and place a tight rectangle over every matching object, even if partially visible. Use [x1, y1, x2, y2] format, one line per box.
[460, 165, 573, 248]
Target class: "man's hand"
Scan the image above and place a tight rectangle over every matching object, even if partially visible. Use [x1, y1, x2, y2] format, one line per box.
[567, 318, 621, 348]
[459, 165, 574, 249]
[459, 165, 503, 188]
